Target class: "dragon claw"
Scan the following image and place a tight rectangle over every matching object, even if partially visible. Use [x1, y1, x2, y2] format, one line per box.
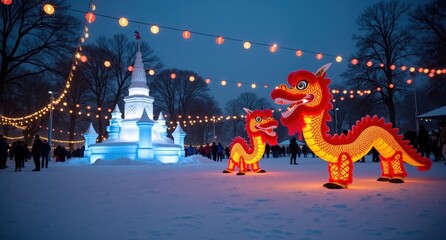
[236, 172, 246, 176]
[323, 182, 347, 189]
[389, 178, 404, 183]
[377, 177, 391, 182]
[256, 169, 266, 173]
[222, 170, 232, 174]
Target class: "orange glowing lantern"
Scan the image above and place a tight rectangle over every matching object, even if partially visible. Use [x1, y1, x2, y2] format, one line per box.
[401, 66, 407, 71]
[366, 61, 373, 67]
[409, 67, 415, 72]
[80, 55, 88, 62]
[351, 58, 358, 65]
[269, 44, 277, 53]
[148, 69, 155, 75]
[128, 66, 134, 72]
[423, 69, 429, 74]
[182, 30, 191, 39]
[85, 12, 96, 23]
[170, 73, 176, 79]
[205, 78, 211, 84]
[406, 79, 413, 85]
[43, 4, 55, 15]
[389, 83, 394, 89]
[216, 36, 224, 45]
[377, 87, 382, 91]
[237, 82, 242, 87]
[295, 50, 303, 57]
[316, 53, 323, 60]
[418, 68, 423, 73]
[379, 63, 384, 68]
[104, 61, 111, 67]
[1, 0, 12, 5]
[189, 76, 195, 82]
[390, 65, 396, 70]
[429, 73, 434, 78]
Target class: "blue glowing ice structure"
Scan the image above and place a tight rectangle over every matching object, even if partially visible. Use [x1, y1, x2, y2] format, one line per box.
[84, 50, 185, 164]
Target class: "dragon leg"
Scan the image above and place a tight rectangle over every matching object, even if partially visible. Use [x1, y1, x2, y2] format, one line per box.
[223, 158, 237, 173]
[324, 153, 353, 189]
[251, 162, 266, 173]
[377, 151, 407, 183]
[236, 157, 246, 175]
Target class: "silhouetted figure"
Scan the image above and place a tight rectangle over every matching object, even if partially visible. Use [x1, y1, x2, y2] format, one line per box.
[264, 143, 270, 158]
[371, 147, 380, 162]
[31, 135, 43, 171]
[12, 141, 27, 172]
[59, 146, 67, 162]
[417, 125, 430, 157]
[217, 143, 224, 161]
[0, 135, 8, 169]
[289, 138, 299, 165]
[41, 140, 51, 168]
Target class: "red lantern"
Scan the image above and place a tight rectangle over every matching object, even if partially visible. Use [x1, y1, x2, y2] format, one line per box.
[80, 55, 87, 62]
[216, 36, 224, 45]
[316, 53, 323, 60]
[366, 61, 373, 67]
[351, 59, 358, 65]
[85, 12, 96, 23]
[1, 0, 12, 5]
[295, 50, 303, 57]
[170, 73, 176, 79]
[128, 66, 134, 72]
[182, 30, 191, 39]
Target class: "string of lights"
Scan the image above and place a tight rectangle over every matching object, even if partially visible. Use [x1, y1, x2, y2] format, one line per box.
[1, 0, 443, 124]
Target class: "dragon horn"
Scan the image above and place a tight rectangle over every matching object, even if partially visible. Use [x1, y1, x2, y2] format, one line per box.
[315, 63, 332, 77]
[243, 108, 253, 115]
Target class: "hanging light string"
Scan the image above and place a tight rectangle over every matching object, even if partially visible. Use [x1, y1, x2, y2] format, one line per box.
[1, 2, 443, 124]
[0, 1, 96, 124]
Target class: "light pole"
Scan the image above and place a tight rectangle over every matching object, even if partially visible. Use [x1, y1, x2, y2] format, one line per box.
[335, 107, 339, 134]
[213, 117, 216, 142]
[410, 72, 419, 134]
[48, 91, 55, 148]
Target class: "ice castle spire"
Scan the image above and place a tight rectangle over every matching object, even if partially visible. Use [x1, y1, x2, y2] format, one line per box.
[128, 51, 149, 97]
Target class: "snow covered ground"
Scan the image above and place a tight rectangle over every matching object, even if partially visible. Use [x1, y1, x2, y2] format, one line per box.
[1, 155, 445, 240]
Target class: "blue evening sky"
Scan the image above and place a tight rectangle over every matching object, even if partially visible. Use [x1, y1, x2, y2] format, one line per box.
[67, 0, 421, 108]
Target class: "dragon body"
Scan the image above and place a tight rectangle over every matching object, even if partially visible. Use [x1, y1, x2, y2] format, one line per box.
[271, 64, 431, 188]
[223, 108, 278, 175]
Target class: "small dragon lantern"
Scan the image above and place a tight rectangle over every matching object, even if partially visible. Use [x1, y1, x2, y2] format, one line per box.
[223, 108, 278, 175]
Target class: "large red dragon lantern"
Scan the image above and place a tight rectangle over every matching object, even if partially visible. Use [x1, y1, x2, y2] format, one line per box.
[270, 63, 431, 189]
[223, 108, 278, 175]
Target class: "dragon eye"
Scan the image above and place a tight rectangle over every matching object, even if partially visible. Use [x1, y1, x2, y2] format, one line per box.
[255, 116, 262, 122]
[297, 80, 308, 90]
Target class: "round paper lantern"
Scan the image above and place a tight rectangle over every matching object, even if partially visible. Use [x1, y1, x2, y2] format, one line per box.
[216, 36, 224, 45]
[237, 82, 242, 87]
[150, 25, 159, 34]
[80, 55, 87, 62]
[406, 79, 412, 85]
[85, 12, 96, 23]
[43, 4, 55, 15]
[189, 76, 195, 82]
[251, 83, 256, 88]
[351, 58, 358, 65]
[269, 44, 277, 53]
[170, 73, 176, 79]
[119, 17, 128, 27]
[400, 65, 407, 71]
[1, 0, 12, 5]
[366, 61, 373, 67]
[243, 41, 251, 49]
[221, 80, 227, 86]
[148, 69, 155, 75]
[127, 66, 133, 72]
[335, 56, 342, 62]
[379, 63, 384, 68]
[390, 65, 396, 70]
[295, 50, 303, 57]
[389, 83, 394, 89]
[316, 53, 323, 60]
[205, 78, 211, 84]
[104, 61, 111, 67]
[429, 73, 434, 78]
[182, 30, 191, 39]
[409, 67, 415, 72]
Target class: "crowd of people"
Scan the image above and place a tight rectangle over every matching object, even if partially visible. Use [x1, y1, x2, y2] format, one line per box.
[0, 135, 85, 172]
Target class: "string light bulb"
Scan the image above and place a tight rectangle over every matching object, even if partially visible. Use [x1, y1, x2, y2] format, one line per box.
[119, 17, 129, 27]
[43, 4, 55, 15]
[150, 25, 159, 34]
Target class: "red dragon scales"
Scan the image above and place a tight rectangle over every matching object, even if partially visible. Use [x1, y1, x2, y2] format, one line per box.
[223, 108, 278, 175]
[270, 63, 431, 189]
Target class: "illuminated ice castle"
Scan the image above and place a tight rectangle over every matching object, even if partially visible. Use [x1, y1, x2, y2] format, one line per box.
[83, 50, 185, 164]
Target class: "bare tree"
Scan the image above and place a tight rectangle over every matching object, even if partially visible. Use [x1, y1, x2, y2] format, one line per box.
[0, 0, 80, 112]
[341, 0, 413, 126]
[410, 0, 446, 101]
[97, 34, 163, 109]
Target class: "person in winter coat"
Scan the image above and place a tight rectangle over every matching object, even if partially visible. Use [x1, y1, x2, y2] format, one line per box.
[12, 141, 27, 172]
[289, 138, 299, 165]
[31, 135, 43, 171]
[41, 140, 51, 168]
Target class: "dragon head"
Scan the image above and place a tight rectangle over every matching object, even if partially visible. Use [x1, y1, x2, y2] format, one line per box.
[270, 63, 333, 136]
[243, 108, 279, 146]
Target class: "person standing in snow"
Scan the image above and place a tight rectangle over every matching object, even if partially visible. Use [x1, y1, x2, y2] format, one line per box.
[289, 138, 299, 165]
[31, 135, 43, 171]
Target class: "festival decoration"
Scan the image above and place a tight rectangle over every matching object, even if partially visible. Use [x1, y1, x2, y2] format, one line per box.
[223, 108, 278, 175]
[43, 4, 55, 15]
[270, 63, 431, 189]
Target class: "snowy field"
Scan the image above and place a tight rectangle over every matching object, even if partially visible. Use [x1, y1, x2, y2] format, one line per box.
[1, 155, 445, 240]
